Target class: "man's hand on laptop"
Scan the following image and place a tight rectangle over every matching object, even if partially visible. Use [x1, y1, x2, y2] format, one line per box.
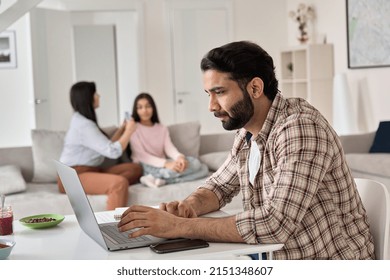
[117, 205, 187, 239]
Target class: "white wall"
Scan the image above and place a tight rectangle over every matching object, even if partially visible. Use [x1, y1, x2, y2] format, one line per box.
[0, 15, 35, 147]
[287, 0, 390, 134]
[0, 0, 289, 147]
[142, 0, 288, 125]
[3, 0, 388, 148]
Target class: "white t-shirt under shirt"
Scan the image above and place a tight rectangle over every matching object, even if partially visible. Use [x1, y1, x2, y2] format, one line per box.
[248, 139, 261, 185]
[130, 123, 183, 168]
[60, 112, 122, 167]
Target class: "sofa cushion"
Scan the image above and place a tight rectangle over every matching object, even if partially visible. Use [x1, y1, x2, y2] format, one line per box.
[200, 151, 230, 171]
[369, 121, 390, 153]
[168, 121, 201, 157]
[31, 129, 66, 183]
[346, 153, 390, 177]
[0, 165, 27, 195]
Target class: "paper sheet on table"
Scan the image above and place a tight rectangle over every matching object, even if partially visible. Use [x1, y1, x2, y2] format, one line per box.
[96, 206, 230, 224]
[95, 211, 116, 223]
[114, 207, 230, 218]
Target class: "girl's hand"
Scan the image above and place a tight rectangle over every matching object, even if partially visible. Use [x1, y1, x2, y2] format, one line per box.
[164, 161, 181, 172]
[176, 155, 188, 172]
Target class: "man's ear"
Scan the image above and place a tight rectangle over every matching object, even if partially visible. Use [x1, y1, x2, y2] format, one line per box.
[247, 77, 264, 98]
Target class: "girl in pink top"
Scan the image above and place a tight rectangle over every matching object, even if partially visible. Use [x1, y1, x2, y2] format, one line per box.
[130, 93, 208, 188]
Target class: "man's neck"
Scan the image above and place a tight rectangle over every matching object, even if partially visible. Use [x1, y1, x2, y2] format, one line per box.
[244, 97, 272, 137]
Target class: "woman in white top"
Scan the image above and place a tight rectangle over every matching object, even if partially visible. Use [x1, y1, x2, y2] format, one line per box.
[130, 93, 208, 188]
[58, 81, 142, 210]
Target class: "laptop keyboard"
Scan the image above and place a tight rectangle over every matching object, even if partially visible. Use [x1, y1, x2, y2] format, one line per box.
[100, 224, 151, 245]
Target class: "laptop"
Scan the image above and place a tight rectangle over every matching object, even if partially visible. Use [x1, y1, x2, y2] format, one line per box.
[55, 160, 165, 251]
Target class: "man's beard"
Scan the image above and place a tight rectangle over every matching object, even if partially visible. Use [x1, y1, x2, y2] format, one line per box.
[214, 89, 254, 131]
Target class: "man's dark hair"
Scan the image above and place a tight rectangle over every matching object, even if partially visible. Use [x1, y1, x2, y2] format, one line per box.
[132, 92, 160, 124]
[200, 41, 279, 100]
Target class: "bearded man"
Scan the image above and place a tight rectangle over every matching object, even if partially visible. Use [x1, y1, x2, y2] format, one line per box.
[118, 41, 375, 260]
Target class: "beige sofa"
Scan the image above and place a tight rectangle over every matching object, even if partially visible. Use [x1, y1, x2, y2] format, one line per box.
[339, 131, 390, 189]
[0, 122, 242, 219]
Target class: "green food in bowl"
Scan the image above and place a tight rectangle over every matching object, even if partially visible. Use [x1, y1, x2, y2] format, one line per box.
[0, 239, 16, 260]
[19, 214, 65, 229]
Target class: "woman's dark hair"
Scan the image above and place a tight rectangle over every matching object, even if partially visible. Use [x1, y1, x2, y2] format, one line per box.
[70, 81, 106, 137]
[132, 92, 160, 124]
[70, 81, 99, 123]
[200, 41, 280, 101]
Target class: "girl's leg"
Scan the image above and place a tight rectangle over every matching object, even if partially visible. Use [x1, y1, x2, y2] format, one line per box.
[140, 163, 167, 188]
[159, 157, 209, 184]
[165, 162, 209, 184]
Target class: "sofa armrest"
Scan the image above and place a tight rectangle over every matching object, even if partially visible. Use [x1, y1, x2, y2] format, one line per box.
[339, 131, 376, 154]
[199, 132, 235, 155]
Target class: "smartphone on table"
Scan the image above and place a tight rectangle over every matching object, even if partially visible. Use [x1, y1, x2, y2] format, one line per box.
[150, 239, 209, 254]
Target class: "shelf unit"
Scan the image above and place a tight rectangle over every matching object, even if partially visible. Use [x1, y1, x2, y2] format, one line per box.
[280, 44, 334, 124]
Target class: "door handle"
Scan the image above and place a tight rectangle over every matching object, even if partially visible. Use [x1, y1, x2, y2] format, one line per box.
[34, 99, 48, 104]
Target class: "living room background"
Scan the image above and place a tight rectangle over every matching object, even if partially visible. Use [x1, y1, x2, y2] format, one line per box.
[1, 0, 389, 148]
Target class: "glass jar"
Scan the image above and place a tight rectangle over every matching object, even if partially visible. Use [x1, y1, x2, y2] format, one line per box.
[0, 206, 13, 235]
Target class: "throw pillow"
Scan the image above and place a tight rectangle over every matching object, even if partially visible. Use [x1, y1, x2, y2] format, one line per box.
[199, 151, 230, 172]
[31, 129, 66, 183]
[369, 121, 390, 153]
[0, 165, 27, 194]
[168, 121, 201, 158]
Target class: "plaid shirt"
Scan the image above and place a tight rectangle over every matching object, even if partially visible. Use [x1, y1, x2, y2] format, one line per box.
[200, 93, 375, 259]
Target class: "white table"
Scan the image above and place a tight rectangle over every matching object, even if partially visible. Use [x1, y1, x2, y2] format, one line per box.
[5, 212, 283, 260]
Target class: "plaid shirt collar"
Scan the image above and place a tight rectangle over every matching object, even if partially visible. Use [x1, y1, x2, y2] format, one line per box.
[238, 92, 286, 145]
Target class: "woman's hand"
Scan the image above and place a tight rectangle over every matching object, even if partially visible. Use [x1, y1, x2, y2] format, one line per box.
[110, 121, 126, 141]
[117, 118, 137, 150]
[124, 118, 137, 135]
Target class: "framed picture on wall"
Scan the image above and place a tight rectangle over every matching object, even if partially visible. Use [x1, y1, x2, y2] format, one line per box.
[346, 0, 390, 69]
[0, 31, 17, 69]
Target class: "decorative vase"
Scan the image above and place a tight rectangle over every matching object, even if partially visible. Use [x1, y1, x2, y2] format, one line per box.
[297, 23, 309, 44]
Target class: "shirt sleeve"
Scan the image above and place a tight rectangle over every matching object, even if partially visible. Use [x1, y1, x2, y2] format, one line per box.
[199, 150, 241, 208]
[81, 121, 122, 159]
[235, 118, 335, 244]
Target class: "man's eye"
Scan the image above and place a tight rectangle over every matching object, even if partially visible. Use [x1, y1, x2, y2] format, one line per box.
[215, 90, 225, 94]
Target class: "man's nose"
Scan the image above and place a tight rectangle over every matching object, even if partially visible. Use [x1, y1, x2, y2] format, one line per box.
[208, 94, 220, 112]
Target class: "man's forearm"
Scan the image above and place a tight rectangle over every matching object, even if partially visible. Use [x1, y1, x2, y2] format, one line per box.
[178, 215, 245, 243]
[184, 188, 220, 216]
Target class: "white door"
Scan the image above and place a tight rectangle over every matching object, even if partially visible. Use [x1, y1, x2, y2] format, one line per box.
[71, 11, 142, 128]
[29, 9, 141, 131]
[73, 25, 119, 127]
[168, 0, 233, 134]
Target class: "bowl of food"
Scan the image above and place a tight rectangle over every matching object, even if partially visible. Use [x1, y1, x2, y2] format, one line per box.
[19, 214, 65, 229]
[0, 239, 16, 260]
